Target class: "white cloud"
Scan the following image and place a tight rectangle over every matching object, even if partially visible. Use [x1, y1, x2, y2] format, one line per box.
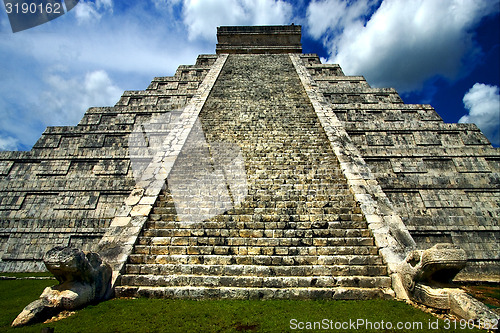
[307, 0, 500, 93]
[307, 0, 378, 39]
[0, 0, 294, 150]
[0, 135, 19, 151]
[459, 83, 500, 146]
[40, 70, 122, 125]
[0, 1, 205, 149]
[183, 0, 293, 41]
[74, 0, 113, 23]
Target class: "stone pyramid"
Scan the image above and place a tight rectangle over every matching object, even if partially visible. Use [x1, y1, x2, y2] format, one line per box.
[0, 26, 498, 299]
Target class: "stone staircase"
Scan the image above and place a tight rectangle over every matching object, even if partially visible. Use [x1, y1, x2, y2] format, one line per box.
[115, 54, 393, 299]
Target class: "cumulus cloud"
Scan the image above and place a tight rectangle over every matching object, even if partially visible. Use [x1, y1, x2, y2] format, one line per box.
[0, 0, 297, 151]
[183, 0, 293, 41]
[307, 0, 378, 39]
[307, 0, 499, 93]
[40, 70, 122, 125]
[459, 83, 500, 146]
[0, 1, 204, 149]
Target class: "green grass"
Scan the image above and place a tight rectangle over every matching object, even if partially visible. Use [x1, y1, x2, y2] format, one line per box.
[1, 276, 484, 333]
[0, 272, 54, 278]
[0, 277, 56, 330]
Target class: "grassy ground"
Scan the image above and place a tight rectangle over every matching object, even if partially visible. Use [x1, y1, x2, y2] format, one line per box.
[0, 277, 56, 331]
[0, 272, 54, 278]
[1, 275, 486, 333]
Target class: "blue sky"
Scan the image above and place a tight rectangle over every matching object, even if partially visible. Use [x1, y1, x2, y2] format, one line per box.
[0, 0, 499, 150]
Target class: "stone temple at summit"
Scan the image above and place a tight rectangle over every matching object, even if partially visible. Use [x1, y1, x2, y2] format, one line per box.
[0, 25, 498, 299]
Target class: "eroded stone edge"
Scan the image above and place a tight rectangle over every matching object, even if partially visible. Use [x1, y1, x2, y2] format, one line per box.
[97, 54, 229, 288]
[290, 54, 417, 299]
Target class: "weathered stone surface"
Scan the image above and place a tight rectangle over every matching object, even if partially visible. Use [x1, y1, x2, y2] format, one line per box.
[449, 291, 499, 324]
[216, 25, 302, 54]
[410, 285, 499, 326]
[96, 54, 228, 287]
[401, 244, 467, 289]
[11, 247, 111, 327]
[398, 244, 466, 294]
[291, 53, 416, 299]
[116, 53, 393, 299]
[0, 25, 498, 303]
[0, 54, 217, 272]
[397, 243, 498, 324]
[307, 53, 500, 280]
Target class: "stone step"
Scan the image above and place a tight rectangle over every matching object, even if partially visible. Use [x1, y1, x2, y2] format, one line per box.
[125, 263, 388, 277]
[151, 199, 360, 211]
[142, 220, 368, 231]
[166, 171, 349, 178]
[128, 254, 384, 266]
[130, 245, 378, 256]
[117, 55, 392, 298]
[151, 209, 363, 217]
[151, 190, 358, 199]
[141, 226, 371, 238]
[147, 214, 365, 224]
[138, 236, 374, 247]
[115, 285, 395, 300]
[120, 274, 392, 289]
[158, 183, 352, 191]
[155, 201, 360, 210]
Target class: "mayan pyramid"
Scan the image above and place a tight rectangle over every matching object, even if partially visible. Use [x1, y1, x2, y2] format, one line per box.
[0, 25, 498, 299]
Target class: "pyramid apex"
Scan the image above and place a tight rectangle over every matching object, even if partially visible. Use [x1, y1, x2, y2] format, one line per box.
[216, 25, 302, 54]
